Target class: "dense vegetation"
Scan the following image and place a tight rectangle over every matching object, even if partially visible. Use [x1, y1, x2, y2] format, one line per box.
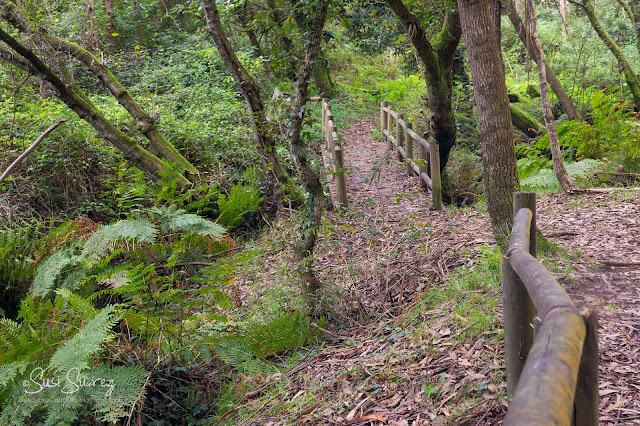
[1, 0, 639, 423]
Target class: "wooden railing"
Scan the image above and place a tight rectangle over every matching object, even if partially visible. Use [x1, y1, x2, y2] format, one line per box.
[380, 101, 442, 210]
[502, 192, 599, 425]
[321, 99, 348, 208]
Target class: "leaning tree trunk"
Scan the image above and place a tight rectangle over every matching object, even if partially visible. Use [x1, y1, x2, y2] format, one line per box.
[45, 35, 198, 177]
[506, 0, 582, 120]
[0, 27, 190, 187]
[287, 0, 330, 303]
[457, 0, 520, 249]
[569, 0, 640, 108]
[201, 0, 289, 202]
[524, 0, 578, 193]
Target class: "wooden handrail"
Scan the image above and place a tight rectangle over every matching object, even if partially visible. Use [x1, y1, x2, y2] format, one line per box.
[502, 193, 599, 426]
[380, 101, 442, 210]
[321, 99, 347, 208]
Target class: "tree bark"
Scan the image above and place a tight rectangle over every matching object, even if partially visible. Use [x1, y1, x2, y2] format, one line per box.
[103, 0, 118, 46]
[287, 0, 330, 301]
[201, 0, 288, 201]
[0, 11, 190, 187]
[524, 0, 578, 192]
[384, 0, 462, 172]
[45, 35, 198, 177]
[235, 2, 262, 58]
[457, 0, 520, 248]
[569, 0, 640, 108]
[505, 0, 582, 120]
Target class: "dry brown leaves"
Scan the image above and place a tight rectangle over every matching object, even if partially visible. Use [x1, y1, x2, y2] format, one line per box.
[538, 192, 640, 424]
[234, 118, 640, 425]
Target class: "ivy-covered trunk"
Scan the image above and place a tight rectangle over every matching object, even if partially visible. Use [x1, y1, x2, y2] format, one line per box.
[287, 0, 330, 303]
[202, 0, 289, 204]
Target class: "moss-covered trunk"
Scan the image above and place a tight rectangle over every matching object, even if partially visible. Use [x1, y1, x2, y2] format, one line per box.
[202, 0, 289, 205]
[572, 0, 640, 108]
[384, 0, 461, 174]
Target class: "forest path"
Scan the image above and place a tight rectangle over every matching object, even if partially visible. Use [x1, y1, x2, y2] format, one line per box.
[538, 193, 640, 423]
[315, 117, 640, 424]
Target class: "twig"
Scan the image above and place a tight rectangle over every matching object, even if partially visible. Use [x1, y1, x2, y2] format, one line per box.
[311, 322, 347, 340]
[0, 118, 67, 184]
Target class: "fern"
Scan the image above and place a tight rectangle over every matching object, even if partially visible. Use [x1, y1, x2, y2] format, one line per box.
[152, 205, 226, 236]
[48, 305, 118, 375]
[521, 159, 604, 192]
[30, 248, 80, 297]
[213, 338, 277, 375]
[87, 365, 148, 423]
[82, 218, 158, 260]
[217, 184, 263, 228]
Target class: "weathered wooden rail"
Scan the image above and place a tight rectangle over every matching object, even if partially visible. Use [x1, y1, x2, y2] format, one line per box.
[502, 192, 599, 425]
[380, 101, 442, 210]
[321, 99, 347, 207]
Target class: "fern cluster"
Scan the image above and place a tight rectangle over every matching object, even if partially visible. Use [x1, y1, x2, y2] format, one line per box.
[0, 223, 41, 317]
[0, 293, 147, 424]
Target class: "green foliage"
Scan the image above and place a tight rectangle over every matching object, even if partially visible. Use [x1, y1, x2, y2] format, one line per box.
[217, 184, 264, 229]
[521, 159, 604, 192]
[0, 294, 147, 425]
[0, 223, 41, 317]
[31, 207, 227, 298]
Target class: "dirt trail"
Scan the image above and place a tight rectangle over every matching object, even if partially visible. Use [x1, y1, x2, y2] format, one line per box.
[306, 117, 640, 424]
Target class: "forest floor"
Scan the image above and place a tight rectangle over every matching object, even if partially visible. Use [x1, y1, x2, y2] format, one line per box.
[236, 117, 640, 425]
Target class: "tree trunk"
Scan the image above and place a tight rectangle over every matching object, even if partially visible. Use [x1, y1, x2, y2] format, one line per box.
[235, 3, 262, 58]
[0, 8, 189, 187]
[46, 35, 198, 177]
[201, 0, 288, 202]
[570, 0, 640, 108]
[457, 0, 520, 249]
[511, 103, 545, 136]
[384, 0, 461, 173]
[506, 0, 582, 120]
[87, 0, 99, 50]
[524, 0, 578, 192]
[103, 0, 118, 46]
[287, 0, 330, 303]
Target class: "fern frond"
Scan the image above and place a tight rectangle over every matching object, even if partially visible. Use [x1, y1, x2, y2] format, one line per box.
[213, 338, 276, 375]
[55, 289, 98, 319]
[0, 360, 28, 387]
[86, 365, 148, 423]
[48, 305, 119, 375]
[82, 218, 158, 260]
[30, 248, 80, 297]
[163, 213, 226, 237]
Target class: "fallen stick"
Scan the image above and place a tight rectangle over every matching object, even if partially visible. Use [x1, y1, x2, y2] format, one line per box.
[0, 118, 68, 184]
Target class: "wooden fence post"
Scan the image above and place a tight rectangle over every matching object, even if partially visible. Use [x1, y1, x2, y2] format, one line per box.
[429, 144, 442, 210]
[381, 101, 388, 146]
[388, 108, 395, 151]
[396, 113, 404, 162]
[503, 192, 537, 398]
[574, 309, 599, 426]
[417, 140, 427, 189]
[322, 98, 328, 136]
[335, 146, 348, 208]
[405, 122, 414, 176]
